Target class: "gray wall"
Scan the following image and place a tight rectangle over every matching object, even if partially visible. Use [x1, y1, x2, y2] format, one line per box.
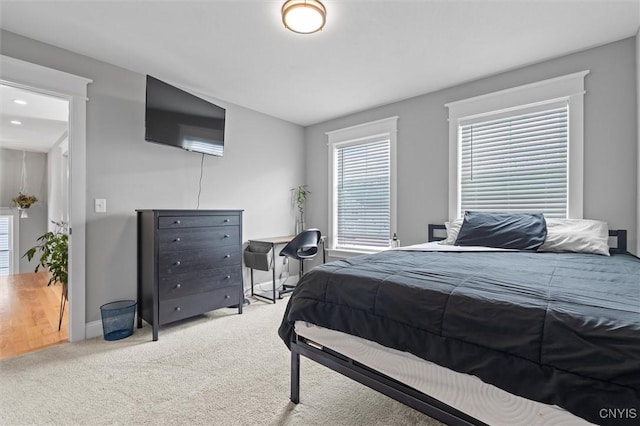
[1, 30, 637, 326]
[1, 30, 305, 323]
[637, 30, 640, 255]
[305, 37, 638, 256]
[0, 148, 48, 272]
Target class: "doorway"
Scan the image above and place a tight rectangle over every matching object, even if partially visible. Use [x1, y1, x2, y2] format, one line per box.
[0, 86, 70, 358]
[1, 54, 91, 344]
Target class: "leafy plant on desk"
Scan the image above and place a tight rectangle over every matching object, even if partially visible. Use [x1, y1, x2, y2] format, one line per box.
[292, 185, 310, 233]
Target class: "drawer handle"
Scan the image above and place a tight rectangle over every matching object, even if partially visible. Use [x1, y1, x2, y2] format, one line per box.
[225, 275, 231, 280]
[175, 260, 181, 266]
[175, 307, 181, 311]
[224, 234, 230, 238]
[175, 283, 182, 289]
[174, 220, 181, 224]
[223, 219, 230, 223]
[224, 295, 230, 299]
[174, 237, 181, 242]
[224, 254, 231, 259]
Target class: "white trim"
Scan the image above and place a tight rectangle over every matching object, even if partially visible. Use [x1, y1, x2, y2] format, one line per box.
[0, 208, 19, 274]
[446, 71, 588, 220]
[85, 319, 103, 340]
[327, 116, 398, 252]
[327, 247, 379, 259]
[326, 116, 400, 141]
[444, 71, 589, 112]
[1, 55, 92, 343]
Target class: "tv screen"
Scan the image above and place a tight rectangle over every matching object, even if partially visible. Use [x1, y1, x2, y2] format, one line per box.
[145, 75, 226, 156]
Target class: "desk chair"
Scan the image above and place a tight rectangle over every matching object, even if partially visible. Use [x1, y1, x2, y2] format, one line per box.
[279, 228, 322, 296]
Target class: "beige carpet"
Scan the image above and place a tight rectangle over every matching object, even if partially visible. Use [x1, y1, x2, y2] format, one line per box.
[0, 297, 442, 425]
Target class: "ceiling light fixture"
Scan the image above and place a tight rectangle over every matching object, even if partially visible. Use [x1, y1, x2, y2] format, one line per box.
[13, 99, 27, 105]
[10, 120, 22, 125]
[282, 0, 326, 34]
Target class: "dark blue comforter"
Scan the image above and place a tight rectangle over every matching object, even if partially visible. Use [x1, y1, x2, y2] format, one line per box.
[278, 249, 640, 425]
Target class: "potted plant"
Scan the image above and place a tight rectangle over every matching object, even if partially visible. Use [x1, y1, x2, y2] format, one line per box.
[12, 192, 38, 218]
[12, 192, 38, 209]
[292, 185, 310, 234]
[24, 221, 68, 331]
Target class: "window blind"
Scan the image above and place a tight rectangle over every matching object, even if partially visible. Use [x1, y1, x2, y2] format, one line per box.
[0, 216, 10, 276]
[460, 105, 568, 218]
[336, 139, 391, 248]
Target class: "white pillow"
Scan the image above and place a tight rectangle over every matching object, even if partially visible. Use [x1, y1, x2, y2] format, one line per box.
[538, 218, 610, 256]
[439, 218, 463, 245]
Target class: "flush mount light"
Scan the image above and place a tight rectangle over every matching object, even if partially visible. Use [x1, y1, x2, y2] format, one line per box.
[282, 0, 326, 34]
[10, 120, 22, 125]
[13, 99, 27, 105]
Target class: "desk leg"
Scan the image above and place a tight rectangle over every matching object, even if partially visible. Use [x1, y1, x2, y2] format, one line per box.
[272, 246, 277, 303]
[250, 268, 254, 296]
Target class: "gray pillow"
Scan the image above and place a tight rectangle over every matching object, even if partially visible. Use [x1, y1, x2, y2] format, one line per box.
[455, 211, 547, 250]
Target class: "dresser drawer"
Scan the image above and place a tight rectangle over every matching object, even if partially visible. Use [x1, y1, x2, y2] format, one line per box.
[159, 226, 240, 251]
[159, 266, 241, 299]
[158, 215, 239, 229]
[159, 286, 241, 325]
[158, 246, 241, 276]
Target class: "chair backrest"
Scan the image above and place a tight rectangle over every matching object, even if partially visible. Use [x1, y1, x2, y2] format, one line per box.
[279, 229, 322, 260]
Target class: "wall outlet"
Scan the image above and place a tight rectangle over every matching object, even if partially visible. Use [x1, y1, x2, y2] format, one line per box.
[94, 198, 106, 213]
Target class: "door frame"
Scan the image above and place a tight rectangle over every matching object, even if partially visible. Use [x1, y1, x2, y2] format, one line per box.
[1, 54, 92, 342]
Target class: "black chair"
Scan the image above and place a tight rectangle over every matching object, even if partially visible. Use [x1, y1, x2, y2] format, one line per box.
[279, 228, 322, 297]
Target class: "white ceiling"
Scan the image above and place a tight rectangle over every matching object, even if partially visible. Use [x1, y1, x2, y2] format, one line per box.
[0, 85, 68, 153]
[0, 0, 639, 127]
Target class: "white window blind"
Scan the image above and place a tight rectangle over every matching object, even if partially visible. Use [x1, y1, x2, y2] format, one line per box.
[0, 216, 10, 276]
[460, 105, 568, 218]
[336, 139, 391, 248]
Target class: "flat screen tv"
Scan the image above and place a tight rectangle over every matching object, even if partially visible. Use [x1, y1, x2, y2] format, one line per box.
[145, 75, 226, 156]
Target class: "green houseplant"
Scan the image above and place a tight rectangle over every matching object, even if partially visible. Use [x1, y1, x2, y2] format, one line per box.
[12, 192, 38, 209]
[24, 221, 68, 331]
[292, 185, 310, 233]
[12, 192, 38, 218]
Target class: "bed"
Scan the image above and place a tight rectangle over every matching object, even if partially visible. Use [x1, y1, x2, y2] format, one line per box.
[278, 218, 640, 425]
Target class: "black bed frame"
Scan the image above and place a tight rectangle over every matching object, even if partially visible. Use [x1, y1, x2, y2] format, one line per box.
[290, 334, 487, 426]
[427, 224, 628, 253]
[289, 225, 630, 425]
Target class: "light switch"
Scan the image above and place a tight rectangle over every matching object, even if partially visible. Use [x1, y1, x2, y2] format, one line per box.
[94, 198, 106, 213]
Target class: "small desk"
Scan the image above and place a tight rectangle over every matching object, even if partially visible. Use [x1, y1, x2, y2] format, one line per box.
[247, 235, 325, 303]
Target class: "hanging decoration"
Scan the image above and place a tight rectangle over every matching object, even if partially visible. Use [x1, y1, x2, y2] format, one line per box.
[12, 151, 38, 218]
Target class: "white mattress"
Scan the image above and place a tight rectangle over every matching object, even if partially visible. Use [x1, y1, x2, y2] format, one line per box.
[295, 321, 593, 426]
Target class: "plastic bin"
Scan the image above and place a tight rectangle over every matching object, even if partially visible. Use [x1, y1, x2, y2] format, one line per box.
[243, 241, 274, 271]
[100, 300, 136, 341]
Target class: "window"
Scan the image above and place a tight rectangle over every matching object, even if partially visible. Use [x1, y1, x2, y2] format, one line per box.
[327, 116, 398, 255]
[446, 71, 588, 219]
[0, 214, 15, 276]
[460, 104, 568, 217]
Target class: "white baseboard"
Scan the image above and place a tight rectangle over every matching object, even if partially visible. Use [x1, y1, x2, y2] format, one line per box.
[85, 319, 103, 339]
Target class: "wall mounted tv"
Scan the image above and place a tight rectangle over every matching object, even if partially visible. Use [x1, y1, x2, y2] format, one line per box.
[145, 75, 226, 157]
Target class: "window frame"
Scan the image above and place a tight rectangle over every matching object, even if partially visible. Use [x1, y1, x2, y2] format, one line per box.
[326, 116, 398, 258]
[0, 209, 19, 276]
[445, 71, 589, 220]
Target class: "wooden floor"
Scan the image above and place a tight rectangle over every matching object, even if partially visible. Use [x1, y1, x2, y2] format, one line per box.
[0, 271, 68, 360]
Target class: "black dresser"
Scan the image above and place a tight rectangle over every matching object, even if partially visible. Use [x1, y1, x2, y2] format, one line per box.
[136, 209, 244, 341]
